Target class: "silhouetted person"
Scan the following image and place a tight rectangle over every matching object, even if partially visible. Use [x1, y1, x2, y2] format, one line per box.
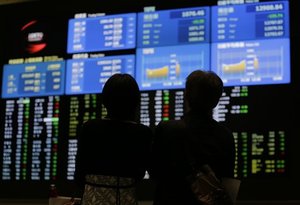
[75, 73, 153, 205]
[151, 70, 236, 205]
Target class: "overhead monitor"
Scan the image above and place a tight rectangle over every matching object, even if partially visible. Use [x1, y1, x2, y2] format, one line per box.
[2, 61, 65, 98]
[67, 13, 136, 53]
[65, 55, 135, 95]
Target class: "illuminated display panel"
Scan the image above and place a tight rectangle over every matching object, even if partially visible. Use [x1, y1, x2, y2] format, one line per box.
[211, 1, 289, 42]
[67, 13, 136, 53]
[136, 6, 210, 91]
[211, 39, 290, 86]
[65, 55, 135, 95]
[213, 86, 288, 179]
[211, 1, 290, 86]
[140, 90, 184, 127]
[136, 44, 210, 90]
[233, 130, 286, 178]
[1, 96, 60, 181]
[137, 7, 210, 47]
[2, 61, 65, 98]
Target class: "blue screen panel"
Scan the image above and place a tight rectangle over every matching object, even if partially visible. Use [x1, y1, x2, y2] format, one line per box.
[66, 55, 135, 95]
[137, 7, 210, 48]
[211, 39, 290, 86]
[2, 61, 65, 98]
[67, 13, 136, 53]
[136, 44, 210, 91]
[212, 1, 289, 42]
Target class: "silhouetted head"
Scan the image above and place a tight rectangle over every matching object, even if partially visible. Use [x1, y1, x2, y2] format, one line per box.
[102, 73, 140, 121]
[185, 70, 223, 117]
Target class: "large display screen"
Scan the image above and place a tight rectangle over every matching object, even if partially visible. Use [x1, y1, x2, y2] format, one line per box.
[211, 1, 290, 86]
[211, 1, 289, 42]
[65, 55, 135, 94]
[136, 6, 210, 90]
[137, 7, 210, 47]
[67, 13, 136, 53]
[211, 39, 290, 86]
[1, 96, 60, 181]
[0, 0, 297, 201]
[2, 61, 65, 98]
[136, 44, 210, 90]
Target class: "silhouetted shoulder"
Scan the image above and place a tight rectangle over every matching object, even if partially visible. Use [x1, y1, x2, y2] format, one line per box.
[212, 120, 234, 142]
[133, 123, 154, 138]
[156, 120, 185, 130]
[81, 118, 105, 127]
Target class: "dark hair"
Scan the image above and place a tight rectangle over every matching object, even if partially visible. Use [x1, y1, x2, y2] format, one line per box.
[185, 70, 223, 114]
[102, 73, 140, 121]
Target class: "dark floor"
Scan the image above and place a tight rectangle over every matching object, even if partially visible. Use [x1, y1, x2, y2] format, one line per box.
[2, 200, 300, 205]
